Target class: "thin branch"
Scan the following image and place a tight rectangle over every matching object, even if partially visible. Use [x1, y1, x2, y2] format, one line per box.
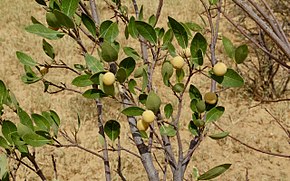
[89, 0, 100, 25]
[155, 0, 164, 25]
[213, 122, 290, 158]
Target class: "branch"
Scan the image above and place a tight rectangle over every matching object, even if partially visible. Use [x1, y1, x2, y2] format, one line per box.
[89, 0, 100, 25]
[213, 122, 290, 158]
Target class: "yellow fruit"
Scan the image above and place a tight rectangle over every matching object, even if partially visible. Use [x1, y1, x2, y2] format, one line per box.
[142, 110, 155, 123]
[102, 72, 115, 86]
[170, 56, 184, 69]
[213, 62, 227, 76]
[204, 92, 218, 105]
[137, 119, 149, 131]
[40, 67, 49, 75]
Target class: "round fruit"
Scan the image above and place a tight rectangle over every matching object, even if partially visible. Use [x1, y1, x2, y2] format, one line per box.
[170, 56, 184, 69]
[142, 110, 155, 123]
[40, 67, 49, 75]
[196, 100, 206, 113]
[137, 119, 149, 131]
[204, 92, 218, 105]
[213, 62, 227, 76]
[102, 72, 115, 86]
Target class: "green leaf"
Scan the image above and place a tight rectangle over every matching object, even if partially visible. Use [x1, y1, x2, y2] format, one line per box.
[168, 17, 188, 49]
[22, 132, 51, 147]
[2, 120, 17, 144]
[209, 0, 218, 5]
[0, 80, 8, 105]
[31, 113, 50, 132]
[49, 110, 60, 127]
[41, 111, 59, 137]
[123, 47, 140, 61]
[148, 15, 157, 27]
[135, 21, 157, 44]
[82, 89, 105, 99]
[17, 123, 33, 138]
[53, 9, 75, 29]
[25, 24, 65, 40]
[188, 120, 198, 136]
[206, 106, 224, 123]
[176, 69, 185, 82]
[101, 41, 119, 62]
[102, 84, 115, 96]
[0, 154, 8, 179]
[62, 0, 80, 17]
[119, 57, 136, 77]
[104, 120, 120, 142]
[116, 68, 127, 83]
[35, 0, 47, 6]
[163, 29, 173, 46]
[160, 125, 176, 137]
[81, 13, 97, 38]
[235, 45, 248, 64]
[164, 103, 173, 119]
[189, 84, 202, 100]
[190, 33, 207, 65]
[139, 94, 147, 105]
[0, 136, 9, 149]
[46, 12, 60, 28]
[85, 54, 104, 74]
[198, 164, 231, 180]
[185, 22, 203, 32]
[42, 39, 55, 59]
[128, 17, 138, 39]
[16, 51, 37, 66]
[31, 16, 42, 24]
[121, 107, 145, 116]
[210, 68, 244, 87]
[222, 36, 235, 59]
[128, 79, 137, 94]
[142, 69, 148, 92]
[209, 131, 229, 140]
[17, 108, 34, 130]
[72, 74, 94, 87]
[100, 20, 119, 42]
[139, 130, 148, 139]
[21, 65, 41, 84]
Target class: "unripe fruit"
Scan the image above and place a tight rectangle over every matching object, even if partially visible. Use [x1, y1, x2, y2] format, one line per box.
[213, 62, 227, 76]
[102, 72, 115, 86]
[170, 56, 184, 69]
[204, 92, 218, 105]
[196, 100, 206, 113]
[142, 110, 155, 123]
[193, 119, 205, 127]
[40, 67, 49, 75]
[145, 92, 161, 114]
[137, 119, 149, 131]
[161, 61, 174, 78]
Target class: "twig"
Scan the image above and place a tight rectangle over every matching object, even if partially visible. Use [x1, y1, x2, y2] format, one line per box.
[213, 122, 290, 158]
[51, 155, 58, 180]
[89, 0, 100, 25]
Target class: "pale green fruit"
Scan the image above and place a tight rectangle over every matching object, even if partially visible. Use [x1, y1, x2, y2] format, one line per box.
[196, 100, 206, 113]
[145, 92, 161, 113]
[102, 72, 115, 86]
[161, 61, 174, 78]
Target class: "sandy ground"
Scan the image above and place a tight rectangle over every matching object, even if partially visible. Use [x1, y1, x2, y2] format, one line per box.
[0, 0, 289, 180]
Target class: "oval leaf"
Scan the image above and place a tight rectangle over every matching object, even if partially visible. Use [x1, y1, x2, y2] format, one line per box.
[72, 74, 94, 87]
[164, 103, 173, 119]
[119, 57, 136, 77]
[190, 33, 207, 65]
[168, 17, 188, 48]
[16, 51, 37, 66]
[100, 20, 119, 42]
[101, 41, 119, 62]
[222, 36, 235, 59]
[25, 24, 65, 40]
[104, 120, 120, 142]
[135, 21, 157, 44]
[206, 106, 224, 123]
[235, 44, 248, 64]
[198, 164, 231, 180]
[121, 107, 145, 116]
[62, 0, 80, 17]
[210, 68, 244, 87]
[209, 131, 229, 140]
[85, 53, 104, 74]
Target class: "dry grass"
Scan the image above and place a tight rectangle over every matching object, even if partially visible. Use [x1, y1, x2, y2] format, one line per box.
[0, 0, 289, 180]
